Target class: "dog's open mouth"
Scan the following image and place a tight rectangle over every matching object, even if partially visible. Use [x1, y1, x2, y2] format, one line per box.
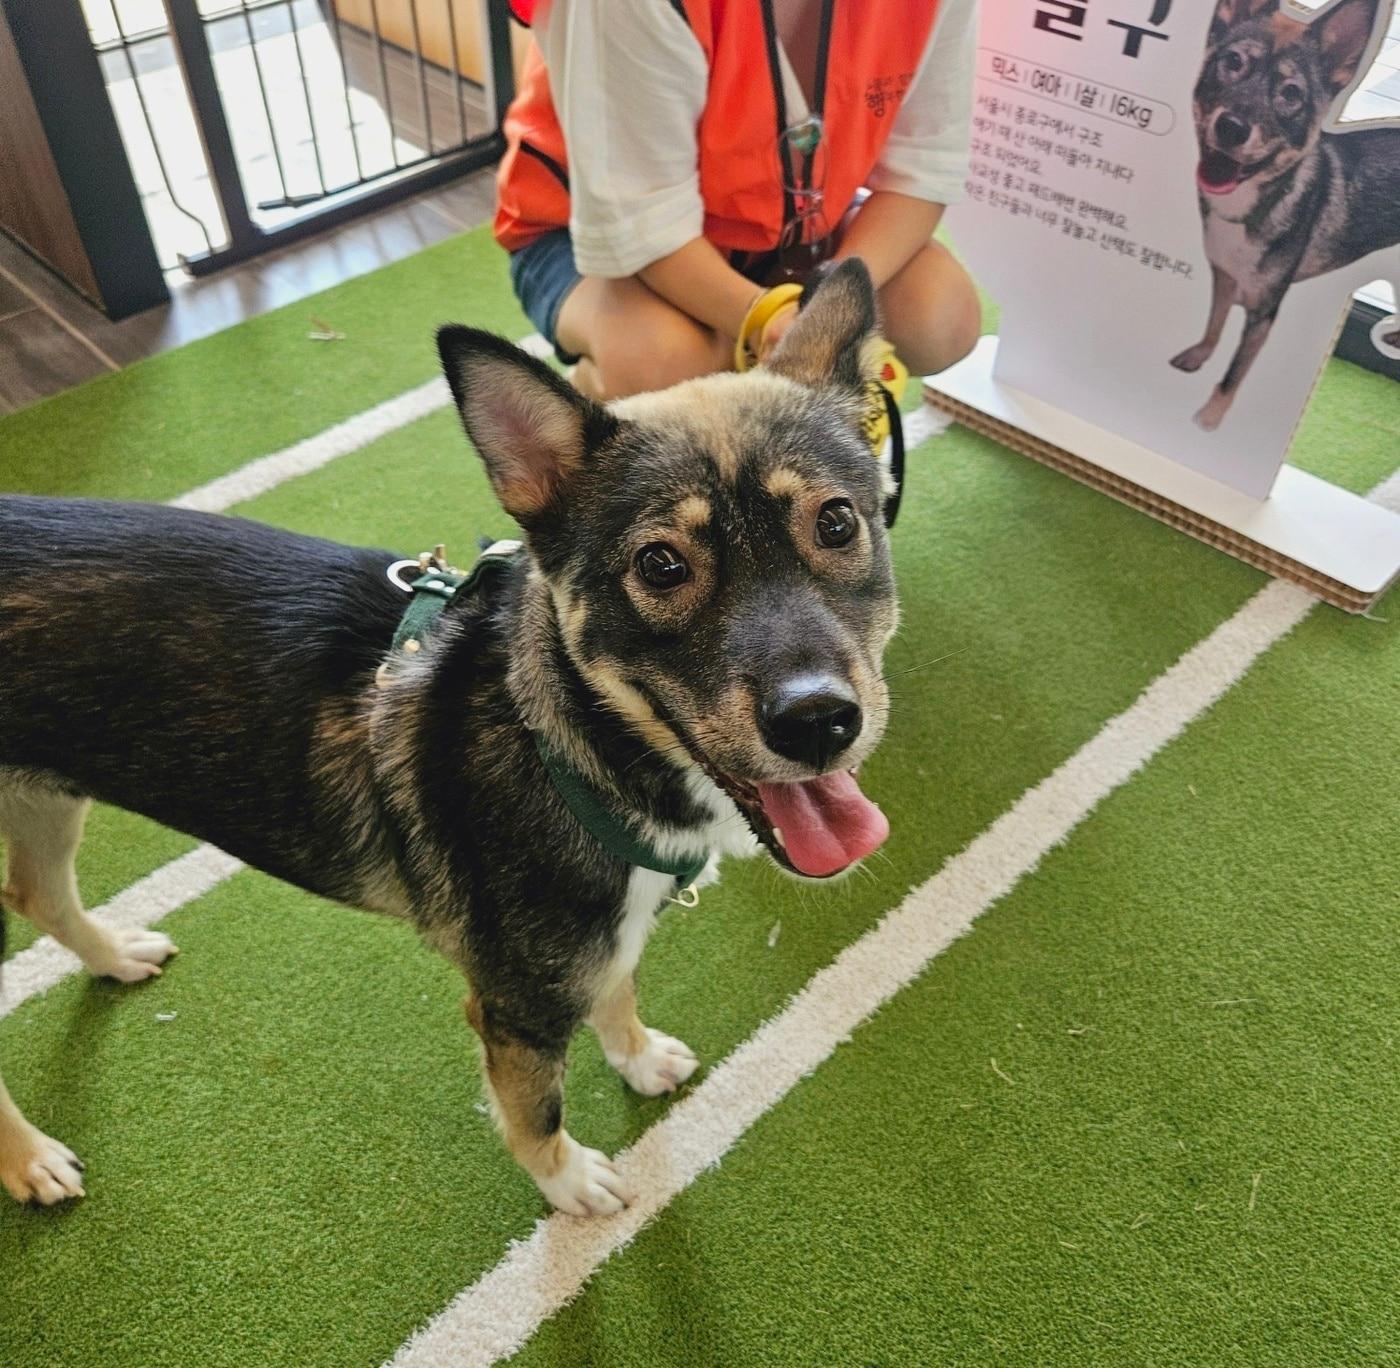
[637, 685, 890, 878]
[706, 765, 890, 879]
[1197, 150, 1251, 195]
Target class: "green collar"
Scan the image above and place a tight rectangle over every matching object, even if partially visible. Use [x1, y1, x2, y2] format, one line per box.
[532, 736, 709, 890]
[384, 541, 709, 896]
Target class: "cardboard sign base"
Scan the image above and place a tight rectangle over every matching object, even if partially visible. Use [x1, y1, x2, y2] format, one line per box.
[923, 338, 1400, 615]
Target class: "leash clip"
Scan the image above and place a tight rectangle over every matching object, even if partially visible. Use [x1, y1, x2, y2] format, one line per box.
[670, 882, 701, 909]
[388, 545, 463, 593]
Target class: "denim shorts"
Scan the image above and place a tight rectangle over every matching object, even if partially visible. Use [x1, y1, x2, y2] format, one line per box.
[509, 229, 583, 364]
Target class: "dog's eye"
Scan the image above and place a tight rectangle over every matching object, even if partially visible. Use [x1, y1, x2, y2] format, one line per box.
[635, 542, 690, 590]
[1222, 48, 1247, 77]
[816, 500, 858, 548]
[1277, 80, 1304, 106]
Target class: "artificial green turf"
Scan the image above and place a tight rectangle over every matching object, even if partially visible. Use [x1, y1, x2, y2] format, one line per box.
[0, 223, 1396, 1367]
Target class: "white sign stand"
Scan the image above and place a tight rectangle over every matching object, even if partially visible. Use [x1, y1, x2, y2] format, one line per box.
[924, 336, 1400, 613]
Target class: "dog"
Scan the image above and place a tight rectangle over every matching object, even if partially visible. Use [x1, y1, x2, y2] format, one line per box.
[1170, 0, 1400, 430]
[0, 260, 896, 1214]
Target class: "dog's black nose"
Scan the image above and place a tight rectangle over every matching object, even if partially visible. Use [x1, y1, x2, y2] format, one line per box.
[759, 674, 862, 770]
[1214, 112, 1251, 149]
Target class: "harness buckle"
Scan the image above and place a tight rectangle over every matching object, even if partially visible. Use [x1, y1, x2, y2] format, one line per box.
[670, 882, 702, 909]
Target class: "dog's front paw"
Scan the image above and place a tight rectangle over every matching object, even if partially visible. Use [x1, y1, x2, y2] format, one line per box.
[535, 1134, 634, 1216]
[0, 1124, 85, 1205]
[611, 1029, 699, 1097]
[1194, 390, 1230, 431]
[1170, 342, 1213, 372]
[86, 927, 178, 984]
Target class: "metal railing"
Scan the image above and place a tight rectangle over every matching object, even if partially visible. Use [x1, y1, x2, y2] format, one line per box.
[82, 0, 512, 273]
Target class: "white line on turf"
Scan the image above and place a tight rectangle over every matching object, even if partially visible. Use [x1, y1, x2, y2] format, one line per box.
[517, 333, 556, 360]
[171, 335, 549, 514]
[902, 403, 953, 445]
[388, 467, 1399, 1368]
[170, 379, 451, 514]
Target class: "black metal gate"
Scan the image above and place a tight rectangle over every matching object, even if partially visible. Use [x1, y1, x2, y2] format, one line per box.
[86, 0, 513, 275]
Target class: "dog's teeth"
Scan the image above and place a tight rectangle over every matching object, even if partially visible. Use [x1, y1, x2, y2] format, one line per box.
[772, 827, 786, 849]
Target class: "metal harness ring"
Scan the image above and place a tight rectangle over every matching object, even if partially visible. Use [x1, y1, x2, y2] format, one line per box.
[386, 559, 421, 593]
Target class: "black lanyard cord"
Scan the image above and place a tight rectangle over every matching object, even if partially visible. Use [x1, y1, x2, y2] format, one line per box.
[759, 0, 837, 226]
[807, 0, 835, 185]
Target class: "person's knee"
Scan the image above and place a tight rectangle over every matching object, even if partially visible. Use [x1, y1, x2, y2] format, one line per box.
[881, 245, 982, 376]
[928, 274, 982, 373]
[558, 277, 727, 400]
[592, 309, 727, 399]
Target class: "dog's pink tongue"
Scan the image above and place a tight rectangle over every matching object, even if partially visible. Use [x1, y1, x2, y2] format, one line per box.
[756, 772, 889, 878]
[1197, 152, 1241, 195]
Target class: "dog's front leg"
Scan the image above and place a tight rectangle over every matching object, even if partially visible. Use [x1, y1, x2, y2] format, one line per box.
[0, 1073, 85, 1204]
[1195, 302, 1278, 431]
[466, 995, 633, 1216]
[1171, 264, 1237, 374]
[589, 973, 699, 1097]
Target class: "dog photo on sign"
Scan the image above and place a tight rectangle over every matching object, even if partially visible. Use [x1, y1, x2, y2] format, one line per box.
[1173, 0, 1400, 430]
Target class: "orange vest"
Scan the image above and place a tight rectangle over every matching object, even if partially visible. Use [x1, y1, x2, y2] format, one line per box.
[494, 0, 944, 258]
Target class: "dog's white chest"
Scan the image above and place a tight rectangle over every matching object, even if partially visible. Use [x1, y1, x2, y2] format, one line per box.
[1204, 212, 1257, 288]
[607, 867, 676, 984]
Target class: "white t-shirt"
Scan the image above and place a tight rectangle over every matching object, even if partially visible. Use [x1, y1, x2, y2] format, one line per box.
[533, 0, 979, 279]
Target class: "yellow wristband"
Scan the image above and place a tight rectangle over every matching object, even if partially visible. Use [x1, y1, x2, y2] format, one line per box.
[734, 283, 804, 372]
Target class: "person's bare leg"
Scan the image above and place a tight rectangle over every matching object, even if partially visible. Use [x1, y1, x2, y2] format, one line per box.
[557, 276, 732, 401]
[875, 240, 982, 376]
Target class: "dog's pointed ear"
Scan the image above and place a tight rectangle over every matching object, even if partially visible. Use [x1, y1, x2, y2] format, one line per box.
[763, 258, 883, 393]
[437, 326, 616, 522]
[1311, 0, 1378, 92]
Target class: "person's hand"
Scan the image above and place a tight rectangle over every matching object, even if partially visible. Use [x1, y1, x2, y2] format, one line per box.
[757, 301, 800, 361]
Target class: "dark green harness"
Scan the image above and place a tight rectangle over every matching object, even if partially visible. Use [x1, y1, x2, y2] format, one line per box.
[384, 543, 708, 901]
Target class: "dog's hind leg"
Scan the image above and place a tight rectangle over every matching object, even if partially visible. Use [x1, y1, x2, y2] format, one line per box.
[1195, 303, 1278, 431]
[589, 973, 699, 1097]
[466, 994, 634, 1216]
[0, 785, 177, 983]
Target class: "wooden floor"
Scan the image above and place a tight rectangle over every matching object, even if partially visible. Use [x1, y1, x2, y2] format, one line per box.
[0, 167, 495, 416]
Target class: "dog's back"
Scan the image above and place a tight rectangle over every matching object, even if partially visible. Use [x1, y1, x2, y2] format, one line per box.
[0, 497, 405, 897]
[1314, 126, 1400, 273]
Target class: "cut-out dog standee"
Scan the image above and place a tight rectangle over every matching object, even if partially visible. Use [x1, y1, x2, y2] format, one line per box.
[1172, 0, 1400, 430]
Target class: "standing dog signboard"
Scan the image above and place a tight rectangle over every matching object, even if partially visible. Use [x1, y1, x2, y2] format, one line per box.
[926, 0, 1400, 612]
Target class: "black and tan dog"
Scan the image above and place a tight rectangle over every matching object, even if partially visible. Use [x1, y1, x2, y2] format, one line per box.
[0, 261, 896, 1214]
[1171, 0, 1400, 429]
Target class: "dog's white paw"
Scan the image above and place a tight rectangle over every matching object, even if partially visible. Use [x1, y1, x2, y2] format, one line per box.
[1194, 391, 1229, 431]
[86, 927, 178, 984]
[535, 1135, 634, 1217]
[0, 1124, 85, 1205]
[610, 1028, 700, 1097]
